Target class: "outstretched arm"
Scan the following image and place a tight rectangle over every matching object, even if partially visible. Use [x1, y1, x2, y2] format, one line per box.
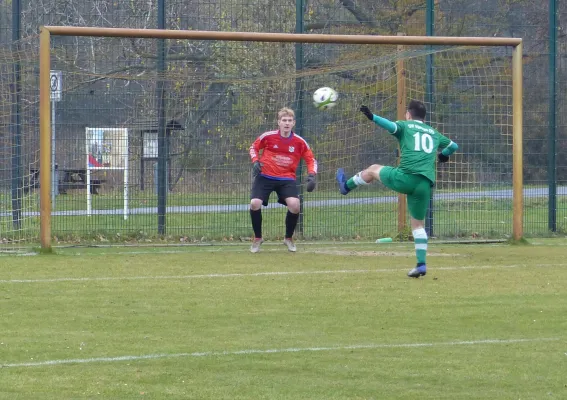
[440, 141, 459, 157]
[437, 139, 459, 163]
[360, 105, 397, 134]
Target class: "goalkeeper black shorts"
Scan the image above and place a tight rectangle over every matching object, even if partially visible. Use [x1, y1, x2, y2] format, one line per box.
[251, 175, 298, 206]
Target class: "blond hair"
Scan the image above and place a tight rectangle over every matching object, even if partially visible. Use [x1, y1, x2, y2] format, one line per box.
[277, 107, 295, 120]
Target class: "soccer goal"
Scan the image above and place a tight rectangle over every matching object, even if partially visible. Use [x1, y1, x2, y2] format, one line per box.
[32, 27, 523, 249]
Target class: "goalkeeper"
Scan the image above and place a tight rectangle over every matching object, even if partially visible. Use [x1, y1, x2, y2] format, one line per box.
[249, 107, 318, 253]
[336, 100, 459, 278]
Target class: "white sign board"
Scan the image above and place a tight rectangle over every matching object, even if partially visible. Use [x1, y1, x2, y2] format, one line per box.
[86, 128, 128, 169]
[85, 127, 129, 220]
[50, 70, 62, 102]
[143, 131, 159, 158]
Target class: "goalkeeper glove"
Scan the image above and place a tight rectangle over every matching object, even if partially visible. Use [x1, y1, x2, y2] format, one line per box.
[360, 105, 374, 121]
[252, 161, 262, 178]
[306, 174, 316, 192]
[438, 153, 450, 163]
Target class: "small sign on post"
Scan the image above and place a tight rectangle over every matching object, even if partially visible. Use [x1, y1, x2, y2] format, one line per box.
[50, 70, 62, 204]
[50, 70, 62, 102]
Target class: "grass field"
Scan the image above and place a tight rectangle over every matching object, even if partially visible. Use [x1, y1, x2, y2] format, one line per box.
[1, 239, 566, 399]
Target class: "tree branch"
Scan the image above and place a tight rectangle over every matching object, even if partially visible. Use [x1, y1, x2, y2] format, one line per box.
[128, 38, 209, 62]
[304, 21, 366, 31]
[339, 0, 376, 28]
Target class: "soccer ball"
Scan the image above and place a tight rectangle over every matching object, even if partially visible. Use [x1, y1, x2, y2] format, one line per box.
[313, 87, 338, 110]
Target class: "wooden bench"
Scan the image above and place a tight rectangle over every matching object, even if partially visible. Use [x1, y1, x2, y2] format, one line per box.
[58, 179, 105, 195]
[26, 168, 106, 195]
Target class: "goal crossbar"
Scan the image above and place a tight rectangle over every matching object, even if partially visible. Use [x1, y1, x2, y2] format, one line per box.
[42, 26, 522, 46]
[37, 26, 524, 249]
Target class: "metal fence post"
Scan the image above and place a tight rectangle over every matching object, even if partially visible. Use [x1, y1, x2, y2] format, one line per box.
[425, 0, 435, 237]
[10, 0, 22, 230]
[295, 0, 306, 236]
[157, 0, 168, 234]
[548, 0, 557, 232]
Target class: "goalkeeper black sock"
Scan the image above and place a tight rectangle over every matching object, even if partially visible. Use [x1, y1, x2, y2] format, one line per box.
[250, 209, 262, 238]
[285, 211, 299, 239]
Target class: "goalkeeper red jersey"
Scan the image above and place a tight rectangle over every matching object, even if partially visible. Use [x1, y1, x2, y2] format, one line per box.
[249, 130, 317, 180]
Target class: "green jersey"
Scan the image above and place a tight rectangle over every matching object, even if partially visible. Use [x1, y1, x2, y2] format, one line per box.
[392, 120, 452, 184]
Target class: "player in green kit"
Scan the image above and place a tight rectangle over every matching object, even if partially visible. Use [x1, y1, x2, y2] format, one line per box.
[336, 100, 459, 278]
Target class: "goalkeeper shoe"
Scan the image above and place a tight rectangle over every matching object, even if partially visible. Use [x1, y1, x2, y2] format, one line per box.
[336, 168, 351, 195]
[407, 264, 427, 278]
[283, 238, 297, 252]
[250, 238, 264, 253]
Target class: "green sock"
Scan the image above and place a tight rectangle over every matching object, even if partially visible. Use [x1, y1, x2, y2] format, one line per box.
[416, 243, 427, 264]
[414, 238, 427, 264]
[346, 172, 368, 190]
[346, 177, 357, 190]
[413, 228, 428, 265]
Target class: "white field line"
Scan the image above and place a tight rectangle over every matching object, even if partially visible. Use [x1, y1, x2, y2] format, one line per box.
[1, 337, 559, 368]
[1, 263, 566, 284]
[0, 252, 37, 257]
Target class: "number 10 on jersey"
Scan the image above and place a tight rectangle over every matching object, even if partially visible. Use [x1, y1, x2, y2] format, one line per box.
[413, 132, 434, 154]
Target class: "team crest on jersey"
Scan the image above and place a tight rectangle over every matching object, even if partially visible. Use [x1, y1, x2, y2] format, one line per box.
[289, 146, 295, 153]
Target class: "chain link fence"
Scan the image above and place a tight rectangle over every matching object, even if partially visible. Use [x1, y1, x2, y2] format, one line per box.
[0, 0, 565, 244]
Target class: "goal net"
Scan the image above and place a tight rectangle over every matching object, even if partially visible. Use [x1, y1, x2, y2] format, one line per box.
[0, 38, 41, 249]
[4, 29, 521, 246]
